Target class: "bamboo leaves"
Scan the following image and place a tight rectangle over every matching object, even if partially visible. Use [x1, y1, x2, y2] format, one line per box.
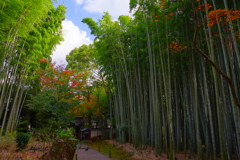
[0, 1, 66, 135]
[82, 0, 240, 159]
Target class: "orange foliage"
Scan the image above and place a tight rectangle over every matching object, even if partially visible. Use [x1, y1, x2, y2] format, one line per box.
[208, 9, 240, 27]
[38, 58, 48, 63]
[235, 31, 240, 40]
[37, 62, 87, 92]
[69, 94, 100, 117]
[60, 70, 74, 76]
[164, 13, 174, 20]
[165, 15, 174, 20]
[152, 1, 176, 22]
[36, 61, 100, 120]
[152, 19, 159, 22]
[159, 0, 166, 8]
[196, 4, 212, 11]
[168, 41, 188, 53]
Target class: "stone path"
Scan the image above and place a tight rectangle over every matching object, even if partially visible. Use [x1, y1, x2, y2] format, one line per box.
[74, 144, 112, 160]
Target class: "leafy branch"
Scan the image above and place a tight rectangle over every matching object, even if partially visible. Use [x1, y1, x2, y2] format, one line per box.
[191, 0, 240, 108]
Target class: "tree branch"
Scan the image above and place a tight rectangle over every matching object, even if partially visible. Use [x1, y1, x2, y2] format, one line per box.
[191, 0, 240, 108]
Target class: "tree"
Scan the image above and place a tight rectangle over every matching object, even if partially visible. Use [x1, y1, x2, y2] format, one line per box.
[29, 61, 86, 131]
[191, 0, 240, 108]
[0, 1, 66, 135]
[66, 43, 110, 127]
[82, 0, 240, 159]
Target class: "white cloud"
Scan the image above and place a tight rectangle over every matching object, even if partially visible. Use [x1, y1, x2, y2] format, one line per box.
[73, 0, 131, 19]
[72, 0, 85, 5]
[51, 20, 92, 66]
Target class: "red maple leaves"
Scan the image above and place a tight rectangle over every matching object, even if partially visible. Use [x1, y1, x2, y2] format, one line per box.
[168, 41, 188, 53]
[208, 9, 240, 27]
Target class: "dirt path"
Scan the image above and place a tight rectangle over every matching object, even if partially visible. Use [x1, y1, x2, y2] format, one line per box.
[74, 144, 111, 160]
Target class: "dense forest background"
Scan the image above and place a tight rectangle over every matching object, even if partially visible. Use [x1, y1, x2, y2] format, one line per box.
[1, 0, 240, 159]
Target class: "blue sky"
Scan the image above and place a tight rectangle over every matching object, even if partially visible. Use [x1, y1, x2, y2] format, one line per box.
[51, 0, 131, 66]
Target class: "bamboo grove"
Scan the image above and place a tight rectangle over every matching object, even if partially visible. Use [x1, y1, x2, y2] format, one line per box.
[82, 0, 240, 159]
[0, 0, 66, 135]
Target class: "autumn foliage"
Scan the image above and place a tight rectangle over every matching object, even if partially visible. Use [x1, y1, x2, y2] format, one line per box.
[36, 59, 101, 123]
[168, 41, 188, 53]
[37, 59, 84, 90]
[159, 0, 166, 8]
[195, 3, 240, 27]
[196, 4, 212, 12]
[208, 9, 240, 27]
[38, 58, 49, 63]
[70, 94, 99, 117]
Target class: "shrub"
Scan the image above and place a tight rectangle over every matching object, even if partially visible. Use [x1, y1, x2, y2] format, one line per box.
[57, 128, 74, 140]
[16, 132, 30, 150]
[116, 124, 129, 143]
[47, 138, 79, 159]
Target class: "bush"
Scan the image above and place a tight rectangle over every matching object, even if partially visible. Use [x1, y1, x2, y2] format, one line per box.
[16, 132, 30, 150]
[46, 138, 79, 160]
[33, 127, 59, 142]
[17, 120, 29, 133]
[116, 124, 129, 143]
[57, 128, 74, 140]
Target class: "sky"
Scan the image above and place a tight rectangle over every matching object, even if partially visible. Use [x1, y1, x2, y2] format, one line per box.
[51, 0, 131, 66]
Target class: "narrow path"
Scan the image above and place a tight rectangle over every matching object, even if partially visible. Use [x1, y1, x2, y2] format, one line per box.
[74, 144, 111, 160]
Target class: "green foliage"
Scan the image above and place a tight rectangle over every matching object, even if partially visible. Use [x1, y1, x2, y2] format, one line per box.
[116, 124, 129, 144]
[56, 128, 75, 140]
[33, 127, 57, 142]
[17, 119, 29, 133]
[82, 1, 240, 158]
[15, 132, 30, 151]
[33, 128, 74, 142]
[66, 44, 94, 73]
[29, 90, 74, 130]
[0, 1, 66, 135]
[28, 64, 87, 132]
[81, 17, 99, 36]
